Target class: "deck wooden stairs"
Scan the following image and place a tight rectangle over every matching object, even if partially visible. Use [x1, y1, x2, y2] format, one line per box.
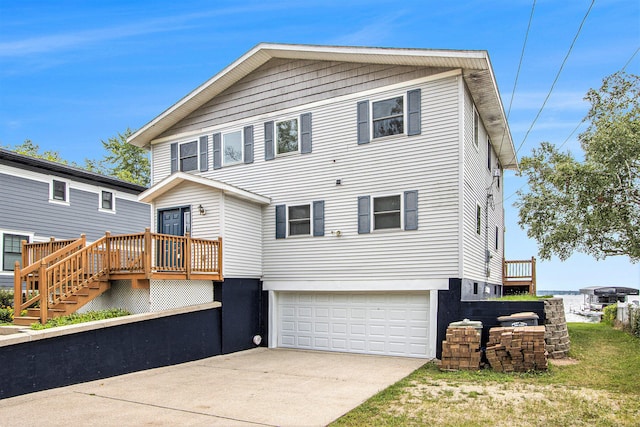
[13, 229, 222, 326]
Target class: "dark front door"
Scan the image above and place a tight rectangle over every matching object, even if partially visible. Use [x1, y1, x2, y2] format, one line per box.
[158, 207, 190, 269]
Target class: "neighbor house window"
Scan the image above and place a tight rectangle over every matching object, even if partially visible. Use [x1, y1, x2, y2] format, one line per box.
[52, 180, 67, 201]
[223, 130, 243, 165]
[476, 204, 482, 235]
[179, 141, 198, 172]
[276, 118, 299, 155]
[288, 205, 311, 236]
[473, 107, 479, 149]
[372, 96, 404, 138]
[373, 195, 401, 230]
[101, 190, 114, 211]
[3, 234, 28, 271]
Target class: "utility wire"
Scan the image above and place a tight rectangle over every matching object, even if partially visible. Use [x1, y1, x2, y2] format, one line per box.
[497, 0, 537, 167]
[621, 46, 639, 71]
[515, 0, 595, 156]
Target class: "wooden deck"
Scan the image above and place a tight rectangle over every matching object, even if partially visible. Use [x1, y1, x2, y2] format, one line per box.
[13, 229, 222, 325]
[503, 257, 536, 295]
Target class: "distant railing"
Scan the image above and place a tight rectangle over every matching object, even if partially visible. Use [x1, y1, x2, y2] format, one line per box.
[503, 257, 537, 295]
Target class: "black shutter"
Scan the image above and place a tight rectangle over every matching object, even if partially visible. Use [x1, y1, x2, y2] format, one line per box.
[313, 200, 324, 236]
[212, 133, 221, 170]
[357, 101, 370, 145]
[199, 136, 209, 171]
[265, 121, 275, 160]
[404, 190, 418, 230]
[407, 89, 421, 136]
[300, 113, 312, 154]
[170, 142, 178, 173]
[358, 196, 370, 234]
[275, 204, 286, 239]
[244, 125, 254, 164]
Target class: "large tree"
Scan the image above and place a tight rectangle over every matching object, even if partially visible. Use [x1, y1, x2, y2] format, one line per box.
[516, 71, 640, 262]
[100, 128, 150, 187]
[5, 139, 68, 163]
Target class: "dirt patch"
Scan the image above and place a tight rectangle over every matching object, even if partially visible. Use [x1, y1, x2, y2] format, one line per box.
[548, 357, 579, 366]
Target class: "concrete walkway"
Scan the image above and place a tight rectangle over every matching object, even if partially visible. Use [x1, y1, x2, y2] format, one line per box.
[0, 348, 426, 426]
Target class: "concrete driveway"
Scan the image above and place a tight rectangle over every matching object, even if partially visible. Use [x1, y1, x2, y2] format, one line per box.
[0, 348, 426, 426]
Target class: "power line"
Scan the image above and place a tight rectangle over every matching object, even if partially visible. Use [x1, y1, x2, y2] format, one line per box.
[622, 46, 639, 72]
[514, 0, 595, 156]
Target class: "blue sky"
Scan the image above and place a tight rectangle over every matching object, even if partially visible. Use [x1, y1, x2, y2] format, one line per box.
[1, 0, 639, 291]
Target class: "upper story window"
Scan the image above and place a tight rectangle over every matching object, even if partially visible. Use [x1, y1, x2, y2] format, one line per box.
[265, 114, 312, 161]
[288, 204, 311, 236]
[487, 138, 492, 171]
[357, 89, 421, 145]
[276, 118, 299, 155]
[223, 130, 243, 166]
[180, 141, 198, 172]
[100, 190, 115, 212]
[373, 195, 401, 230]
[372, 96, 404, 138]
[171, 136, 208, 173]
[3, 233, 28, 271]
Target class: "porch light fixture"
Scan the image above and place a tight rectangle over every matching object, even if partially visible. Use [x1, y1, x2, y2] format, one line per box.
[198, 204, 206, 215]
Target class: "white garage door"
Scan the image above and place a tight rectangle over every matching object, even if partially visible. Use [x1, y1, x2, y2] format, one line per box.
[278, 292, 429, 358]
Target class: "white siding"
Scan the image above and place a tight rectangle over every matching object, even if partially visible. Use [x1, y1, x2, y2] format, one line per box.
[150, 71, 463, 283]
[222, 194, 262, 278]
[462, 85, 504, 285]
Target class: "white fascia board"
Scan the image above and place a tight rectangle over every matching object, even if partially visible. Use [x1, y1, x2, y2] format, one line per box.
[262, 279, 450, 292]
[138, 172, 270, 206]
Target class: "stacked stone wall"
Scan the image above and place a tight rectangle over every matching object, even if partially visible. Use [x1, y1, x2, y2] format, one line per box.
[543, 297, 570, 359]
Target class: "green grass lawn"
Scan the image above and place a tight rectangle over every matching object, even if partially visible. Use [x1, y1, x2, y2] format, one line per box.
[331, 323, 640, 427]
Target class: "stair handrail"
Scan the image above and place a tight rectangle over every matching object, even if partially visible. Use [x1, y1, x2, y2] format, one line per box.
[44, 236, 109, 309]
[14, 235, 87, 315]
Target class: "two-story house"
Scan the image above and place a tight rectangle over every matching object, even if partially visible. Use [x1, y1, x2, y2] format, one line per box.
[0, 148, 151, 289]
[128, 43, 518, 359]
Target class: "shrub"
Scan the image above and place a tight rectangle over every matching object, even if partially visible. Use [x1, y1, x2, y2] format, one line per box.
[630, 305, 640, 338]
[30, 308, 131, 329]
[0, 289, 13, 308]
[601, 303, 617, 326]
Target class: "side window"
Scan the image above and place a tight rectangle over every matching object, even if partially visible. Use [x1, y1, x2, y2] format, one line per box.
[358, 191, 418, 233]
[476, 204, 482, 235]
[275, 201, 324, 238]
[487, 138, 492, 171]
[100, 190, 114, 211]
[50, 179, 69, 204]
[372, 96, 404, 138]
[495, 226, 499, 251]
[473, 107, 479, 149]
[357, 89, 420, 144]
[3, 234, 28, 271]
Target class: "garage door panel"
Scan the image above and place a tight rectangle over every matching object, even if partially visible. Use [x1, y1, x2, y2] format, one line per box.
[278, 292, 429, 358]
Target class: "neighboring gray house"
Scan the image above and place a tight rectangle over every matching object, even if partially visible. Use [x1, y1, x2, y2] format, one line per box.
[0, 148, 151, 288]
[128, 43, 518, 359]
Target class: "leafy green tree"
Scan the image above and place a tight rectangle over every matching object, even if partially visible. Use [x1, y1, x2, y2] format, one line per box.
[100, 128, 150, 187]
[516, 72, 640, 262]
[5, 139, 68, 163]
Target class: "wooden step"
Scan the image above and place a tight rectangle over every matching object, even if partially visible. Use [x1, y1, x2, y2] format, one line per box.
[13, 316, 40, 326]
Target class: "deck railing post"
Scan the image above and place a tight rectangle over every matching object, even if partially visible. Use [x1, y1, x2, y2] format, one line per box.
[21, 239, 29, 268]
[531, 256, 537, 295]
[217, 237, 223, 278]
[14, 261, 22, 315]
[144, 227, 152, 278]
[105, 232, 111, 273]
[39, 260, 48, 324]
[185, 232, 192, 279]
